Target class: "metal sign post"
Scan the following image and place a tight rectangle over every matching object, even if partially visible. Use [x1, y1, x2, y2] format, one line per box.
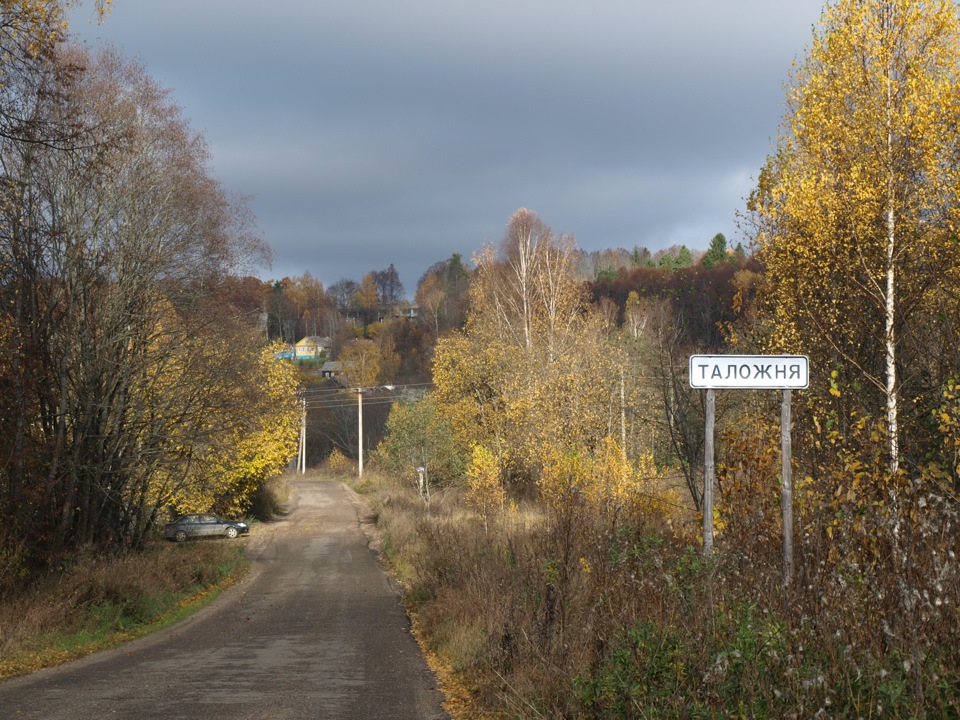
[689, 355, 808, 585]
[781, 389, 793, 581]
[704, 388, 716, 555]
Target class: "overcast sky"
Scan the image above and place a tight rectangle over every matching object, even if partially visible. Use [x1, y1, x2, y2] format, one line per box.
[68, 1, 825, 296]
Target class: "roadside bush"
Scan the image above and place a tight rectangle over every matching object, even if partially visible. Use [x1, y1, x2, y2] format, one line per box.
[464, 444, 505, 532]
[248, 473, 290, 519]
[577, 621, 704, 719]
[0, 525, 28, 596]
[376, 393, 466, 487]
[366, 440, 709, 717]
[365, 411, 960, 718]
[324, 447, 354, 475]
[718, 411, 960, 717]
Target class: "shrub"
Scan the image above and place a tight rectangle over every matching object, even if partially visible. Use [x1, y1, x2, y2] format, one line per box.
[465, 445, 505, 531]
[325, 447, 354, 475]
[377, 393, 466, 486]
[248, 473, 290, 519]
[363, 412, 960, 718]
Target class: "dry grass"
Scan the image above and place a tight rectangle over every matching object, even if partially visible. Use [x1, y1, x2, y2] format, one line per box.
[0, 540, 247, 680]
[355, 463, 960, 719]
[0, 471, 295, 680]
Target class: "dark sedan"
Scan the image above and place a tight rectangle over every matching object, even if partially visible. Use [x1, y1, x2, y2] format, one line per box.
[164, 513, 250, 542]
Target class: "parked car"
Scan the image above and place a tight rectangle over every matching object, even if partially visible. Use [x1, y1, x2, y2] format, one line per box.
[164, 513, 249, 542]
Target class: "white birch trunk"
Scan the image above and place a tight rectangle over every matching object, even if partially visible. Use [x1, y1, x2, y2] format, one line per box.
[885, 204, 898, 475]
[884, 17, 899, 476]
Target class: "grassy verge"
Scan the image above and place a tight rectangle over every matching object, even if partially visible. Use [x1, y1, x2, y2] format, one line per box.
[0, 540, 248, 681]
[350, 467, 960, 718]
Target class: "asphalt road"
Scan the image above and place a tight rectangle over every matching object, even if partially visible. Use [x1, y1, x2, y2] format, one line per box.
[0, 478, 450, 720]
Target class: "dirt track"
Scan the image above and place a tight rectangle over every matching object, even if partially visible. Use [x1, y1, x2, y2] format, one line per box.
[0, 478, 450, 720]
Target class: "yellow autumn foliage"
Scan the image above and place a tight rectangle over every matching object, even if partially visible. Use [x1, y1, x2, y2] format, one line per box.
[166, 340, 300, 516]
[432, 210, 631, 487]
[748, 0, 960, 472]
[465, 444, 505, 527]
[0, 1, 111, 65]
[215, 342, 300, 514]
[537, 436, 680, 522]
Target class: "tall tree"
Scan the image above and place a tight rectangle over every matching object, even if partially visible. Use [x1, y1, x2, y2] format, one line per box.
[372, 263, 404, 307]
[487, 207, 581, 359]
[0, 2, 110, 138]
[415, 253, 471, 336]
[339, 338, 383, 388]
[701, 233, 728, 269]
[354, 272, 380, 328]
[284, 271, 333, 338]
[268, 280, 298, 341]
[433, 210, 628, 486]
[748, 0, 960, 474]
[674, 245, 694, 269]
[328, 278, 358, 312]
[415, 272, 445, 337]
[0, 46, 276, 561]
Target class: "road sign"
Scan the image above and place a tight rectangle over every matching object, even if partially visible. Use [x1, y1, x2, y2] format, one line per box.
[689, 353, 809, 584]
[688, 354, 809, 390]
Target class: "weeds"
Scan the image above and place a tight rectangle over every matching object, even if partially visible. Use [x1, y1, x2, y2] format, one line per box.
[0, 541, 247, 680]
[359, 452, 960, 718]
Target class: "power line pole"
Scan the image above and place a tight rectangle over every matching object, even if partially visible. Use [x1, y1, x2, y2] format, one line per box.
[356, 389, 364, 477]
[351, 385, 395, 478]
[298, 396, 307, 474]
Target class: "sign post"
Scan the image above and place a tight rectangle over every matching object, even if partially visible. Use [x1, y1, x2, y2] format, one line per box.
[689, 355, 809, 584]
[781, 389, 793, 581]
[689, 355, 809, 391]
[703, 388, 716, 555]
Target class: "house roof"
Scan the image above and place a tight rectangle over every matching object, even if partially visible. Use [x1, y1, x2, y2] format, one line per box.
[296, 335, 330, 347]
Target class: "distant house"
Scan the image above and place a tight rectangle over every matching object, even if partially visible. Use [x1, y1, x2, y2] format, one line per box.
[294, 336, 330, 360]
[320, 361, 345, 380]
[394, 303, 419, 320]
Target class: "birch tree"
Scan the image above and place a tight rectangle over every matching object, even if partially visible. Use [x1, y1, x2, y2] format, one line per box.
[433, 209, 629, 487]
[748, 0, 960, 474]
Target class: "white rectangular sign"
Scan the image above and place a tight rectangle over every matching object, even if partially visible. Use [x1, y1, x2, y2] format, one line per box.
[689, 354, 809, 390]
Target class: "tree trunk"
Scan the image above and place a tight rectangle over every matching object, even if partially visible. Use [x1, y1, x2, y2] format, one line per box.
[885, 204, 898, 475]
[885, 22, 899, 476]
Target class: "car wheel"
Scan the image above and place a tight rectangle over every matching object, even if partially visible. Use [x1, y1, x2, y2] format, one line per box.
[174, 530, 188, 543]
[225, 526, 238, 539]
